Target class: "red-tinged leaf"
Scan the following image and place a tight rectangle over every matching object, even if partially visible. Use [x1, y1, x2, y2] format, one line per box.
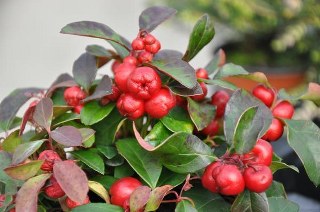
[232, 72, 272, 88]
[33, 98, 53, 132]
[0, 88, 42, 132]
[168, 81, 203, 96]
[4, 160, 43, 181]
[205, 49, 226, 75]
[82, 75, 112, 103]
[15, 173, 51, 212]
[12, 140, 45, 165]
[50, 126, 83, 147]
[46, 80, 78, 98]
[53, 161, 89, 203]
[133, 122, 156, 151]
[139, 6, 177, 32]
[145, 185, 173, 211]
[129, 186, 151, 212]
[19, 102, 37, 136]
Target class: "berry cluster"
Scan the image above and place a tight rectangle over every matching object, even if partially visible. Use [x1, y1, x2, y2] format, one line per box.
[202, 139, 273, 195]
[131, 32, 161, 63]
[64, 86, 87, 114]
[252, 84, 295, 141]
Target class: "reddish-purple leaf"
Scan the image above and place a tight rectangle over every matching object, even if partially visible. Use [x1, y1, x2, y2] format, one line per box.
[133, 122, 156, 151]
[46, 80, 78, 98]
[53, 161, 89, 203]
[16, 173, 51, 212]
[129, 186, 151, 212]
[33, 98, 53, 132]
[145, 185, 173, 211]
[19, 102, 37, 136]
[82, 75, 112, 103]
[50, 126, 83, 147]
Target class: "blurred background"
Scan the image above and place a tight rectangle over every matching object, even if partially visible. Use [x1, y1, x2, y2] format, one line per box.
[1, 0, 320, 210]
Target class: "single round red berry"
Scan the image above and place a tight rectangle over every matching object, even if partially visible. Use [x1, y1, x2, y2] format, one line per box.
[252, 84, 275, 108]
[114, 63, 136, 92]
[201, 162, 220, 193]
[38, 150, 62, 172]
[131, 38, 145, 50]
[137, 51, 153, 63]
[123, 56, 138, 66]
[145, 88, 176, 119]
[272, 100, 294, 119]
[191, 82, 208, 101]
[201, 119, 219, 137]
[262, 118, 284, 141]
[143, 34, 156, 45]
[243, 139, 273, 166]
[127, 67, 162, 100]
[73, 104, 84, 114]
[196, 68, 209, 79]
[145, 40, 161, 54]
[44, 176, 65, 199]
[243, 165, 273, 193]
[111, 60, 121, 74]
[64, 86, 86, 107]
[211, 90, 230, 118]
[116, 93, 145, 120]
[109, 177, 142, 208]
[65, 196, 90, 209]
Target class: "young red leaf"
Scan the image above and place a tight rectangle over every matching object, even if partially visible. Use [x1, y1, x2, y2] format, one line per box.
[145, 185, 173, 211]
[130, 186, 151, 212]
[33, 97, 53, 133]
[50, 126, 83, 147]
[19, 101, 37, 136]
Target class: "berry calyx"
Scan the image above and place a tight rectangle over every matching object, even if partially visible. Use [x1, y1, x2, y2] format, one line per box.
[114, 63, 136, 92]
[201, 119, 219, 137]
[64, 86, 86, 106]
[272, 100, 294, 119]
[145, 88, 176, 119]
[109, 177, 142, 208]
[243, 139, 273, 166]
[191, 82, 207, 101]
[44, 176, 65, 199]
[131, 38, 145, 50]
[196, 68, 209, 79]
[65, 196, 90, 209]
[127, 67, 162, 100]
[116, 93, 145, 120]
[252, 84, 275, 108]
[137, 51, 153, 63]
[262, 118, 284, 141]
[38, 150, 62, 172]
[243, 165, 273, 193]
[211, 90, 230, 118]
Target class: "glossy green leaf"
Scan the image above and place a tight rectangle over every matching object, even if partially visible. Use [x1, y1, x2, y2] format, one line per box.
[116, 138, 162, 188]
[105, 154, 125, 167]
[129, 186, 151, 212]
[213, 63, 248, 79]
[202, 79, 238, 91]
[183, 14, 215, 62]
[160, 107, 194, 133]
[284, 119, 320, 186]
[52, 113, 80, 127]
[0, 117, 21, 134]
[168, 81, 203, 96]
[268, 197, 299, 212]
[12, 140, 45, 165]
[97, 146, 117, 159]
[145, 122, 172, 147]
[187, 98, 215, 131]
[265, 181, 286, 198]
[2, 130, 22, 153]
[231, 190, 268, 212]
[80, 128, 95, 148]
[156, 168, 186, 187]
[114, 163, 134, 179]
[72, 203, 123, 212]
[205, 49, 226, 75]
[233, 106, 263, 154]
[90, 175, 117, 190]
[71, 149, 105, 174]
[88, 181, 110, 203]
[82, 75, 112, 102]
[4, 160, 43, 181]
[15, 174, 51, 212]
[50, 126, 83, 147]
[33, 97, 53, 132]
[224, 89, 272, 145]
[81, 101, 115, 125]
[139, 6, 177, 32]
[270, 161, 299, 174]
[52, 105, 73, 117]
[175, 200, 198, 212]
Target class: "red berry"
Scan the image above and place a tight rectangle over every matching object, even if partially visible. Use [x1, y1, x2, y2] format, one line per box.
[145, 88, 176, 119]
[109, 177, 142, 208]
[196, 68, 209, 79]
[73, 104, 84, 114]
[131, 38, 145, 50]
[176, 95, 187, 110]
[44, 176, 65, 199]
[114, 63, 136, 92]
[0, 195, 5, 207]
[211, 90, 230, 118]
[252, 84, 275, 108]
[38, 150, 62, 172]
[243, 165, 273, 193]
[262, 118, 284, 141]
[127, 67, 162, 100]
[143, 34, 156, 45]
[272, 100, 294, 119]
[137, 51, 153, 63]
[201, 162, 220, 193]
[111, 60, 121, 74]
[201, 119, 219, 137]
[65, 196, 90, 209]
[243, 139, 273, 166]
[116, 93, 145, 120]
[145, 40, 161, 54]
[191, 82, 207, 101]
[106, 85, 121, 102]
[123, 56, 138, 66]
[64, 86, 86, 106]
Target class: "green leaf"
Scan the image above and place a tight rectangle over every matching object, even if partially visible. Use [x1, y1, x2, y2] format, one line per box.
[152, 58, 197, 89]
[82, 75, 112, 103]
[50, 126, 83, 147]
[268, 197, 299, 212]
[105, 154, 124, 167]
[233, 106, 263, 154]
[183, 14, 214, 62]
[270, 161, 299, 174]
[160, 107, 194, 133]
[231, 190, 268, 212]
[145, 185, 173, 212]
[90, 175, 117, 190]
[2, 130, 22, 153]
[213, 63, 248, 79]
[116, 138, 162, 188]
[53, 105, 73, 117]
[80, 128, 95, 148]
[145, 122, 172, 147]
[205, 49, 226, 75]
[187, 98, 215, 131]
[284, 119, 320, 186]
[232, 72, 271, 87]
[175, 200, 198, 212]
[156, 168, 186, 187]
[86, 45, 114, 58]
[33, 97, 53, 133]
[61, 21, 130, 58]
[15, 174, 51, 212]
[114, 163, 134, 179]
[71, 149, 105, 174]
[0, 88, 42, 132]
[168, 81, 203, 96]
[88, 181, 110, 203]
[201, 79, 238, 91]
[184, 186, 230, 212]
[93, 108, 124, 146]
[81, 101, 115, 125]
[12, 140, 45, 165]
[265, 181, 286, 198]
[52, 112, 80, 127]
[97, 146, 117, 159]
[139, 6, 177, 32]
[0, 117, 22, 134]
[224, 89, 272, 146]
[72, 203, 123, 212]
[4, 160, 43, 181]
